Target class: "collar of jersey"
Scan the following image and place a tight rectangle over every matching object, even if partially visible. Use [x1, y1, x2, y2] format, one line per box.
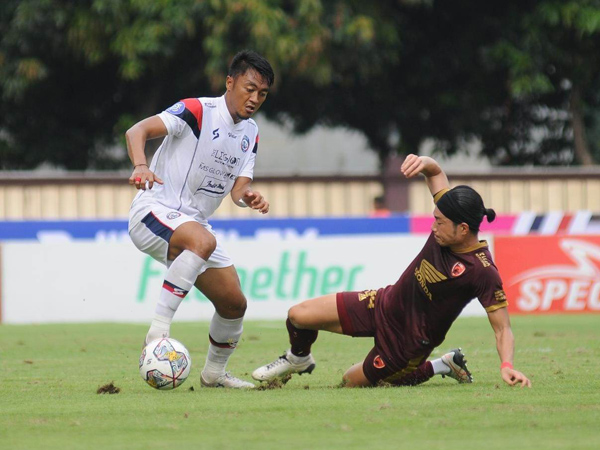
[217, 95, 247, 131]
[451, 240, 489, 254]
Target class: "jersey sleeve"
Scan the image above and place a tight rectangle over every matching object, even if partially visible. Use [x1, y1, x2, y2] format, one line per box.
[474, 266, 508, 313]
[239, 133, 258, 179]
[158, 98, 203, 138]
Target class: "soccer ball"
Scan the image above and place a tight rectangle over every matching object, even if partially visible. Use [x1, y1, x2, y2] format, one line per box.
[139, 338, 191, 390]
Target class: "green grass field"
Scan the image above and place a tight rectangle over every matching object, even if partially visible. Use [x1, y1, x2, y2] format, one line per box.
[1, 315, 598, 450]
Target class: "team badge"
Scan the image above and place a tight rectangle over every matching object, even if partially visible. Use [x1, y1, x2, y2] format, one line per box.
[166, 212, 181, 220]
[451, 262, 466, 277]
[241, 135, 250, 152]
[373, 355, 386, 369]
[166, 102, 185, 115]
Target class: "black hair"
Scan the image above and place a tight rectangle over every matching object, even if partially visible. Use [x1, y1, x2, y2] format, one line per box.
[436, 185, 496, 232]
[228, 50, 275, 87]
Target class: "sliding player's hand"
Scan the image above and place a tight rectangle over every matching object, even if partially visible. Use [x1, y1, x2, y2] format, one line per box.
[401, 154, 426, 178]
[501, 367, 532, 388]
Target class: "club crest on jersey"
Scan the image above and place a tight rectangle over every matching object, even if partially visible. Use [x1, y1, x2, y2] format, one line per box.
[241, 135, 250, 152]
[373, 355, 386, 369]
[166, 102, 185, 115]
[166, 212, 181, 220]
[451, 262, 466, 277]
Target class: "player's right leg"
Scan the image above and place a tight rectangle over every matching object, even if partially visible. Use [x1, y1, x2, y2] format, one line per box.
[129, 207, 216, 345]
[251, 293, 341, 382]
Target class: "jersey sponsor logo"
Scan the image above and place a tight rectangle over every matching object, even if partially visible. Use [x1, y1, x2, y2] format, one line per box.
[475, 252, 491, 267]
[495, 290, 507, 303]
[228, 132, 238, 139]
[166, 212, 181, 220]
[196, 176, 227, 197]
[358, 289, 377, 309]
[451, 262, 466, 277]
[373, 355, 386, 369]
[241, 135, 250, 152]
[212, 128, 220, 140]
[211, 150, 242, 168]
[166, 102, 185, 115]
[203, 102, 216, 108]
[197, 162, 236, 180]
[414, 259, 447, 300]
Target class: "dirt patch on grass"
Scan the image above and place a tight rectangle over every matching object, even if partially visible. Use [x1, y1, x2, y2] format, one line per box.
[256, 374, 292, 390]
[96, 382, 121, 394]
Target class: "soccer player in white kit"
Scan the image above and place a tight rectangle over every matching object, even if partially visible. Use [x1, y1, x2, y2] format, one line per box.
[126, 50, 274, 388]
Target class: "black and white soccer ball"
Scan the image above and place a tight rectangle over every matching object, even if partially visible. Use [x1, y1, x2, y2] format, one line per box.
[139, 338, 191, 390]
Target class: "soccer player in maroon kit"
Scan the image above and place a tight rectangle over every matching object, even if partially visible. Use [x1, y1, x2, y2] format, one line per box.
[253, 154, 531, 388]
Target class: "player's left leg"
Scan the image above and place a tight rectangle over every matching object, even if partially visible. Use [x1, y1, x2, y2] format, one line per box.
[251, 293, 341, 381]
[194, 265, 254, 389]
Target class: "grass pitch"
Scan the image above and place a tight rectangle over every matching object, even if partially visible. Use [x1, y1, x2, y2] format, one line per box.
[1, 315, 598, 450]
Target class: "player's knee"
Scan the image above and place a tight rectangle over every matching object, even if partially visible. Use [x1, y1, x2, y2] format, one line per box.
[341, 362, 372, 388]
[287, 304, 309, 328]
[181, 233, 217, 260]
[193, 232, 217, 257]
[216, 296, 247, 319]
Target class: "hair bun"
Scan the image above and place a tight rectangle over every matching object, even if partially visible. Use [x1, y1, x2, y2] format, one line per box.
[485, 208, 496, 223]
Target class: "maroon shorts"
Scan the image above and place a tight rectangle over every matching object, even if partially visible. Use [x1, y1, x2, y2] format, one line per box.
[336, 291, 430, 386]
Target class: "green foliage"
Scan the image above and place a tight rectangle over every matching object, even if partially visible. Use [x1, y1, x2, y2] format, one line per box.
[1, 316, 599, 449]
[1, 0, 600, 168]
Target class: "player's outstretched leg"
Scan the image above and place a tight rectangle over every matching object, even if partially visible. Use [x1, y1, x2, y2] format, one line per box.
[434, 348, 473, 383]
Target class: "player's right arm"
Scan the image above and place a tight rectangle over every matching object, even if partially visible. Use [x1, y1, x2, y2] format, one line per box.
[487, 307, 532, 388]
[400, 154, 449, 196]
[126, 116, 166, 190]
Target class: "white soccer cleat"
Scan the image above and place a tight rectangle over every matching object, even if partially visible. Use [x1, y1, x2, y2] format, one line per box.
[252, 350, 316, 382]
[200, 371, 255, 389]
[441, 348, 473, 383]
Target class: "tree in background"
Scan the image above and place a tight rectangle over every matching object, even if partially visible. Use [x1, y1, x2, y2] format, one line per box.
[1, 0, 599, 169]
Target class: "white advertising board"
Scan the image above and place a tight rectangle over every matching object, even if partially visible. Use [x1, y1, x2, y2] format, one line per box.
[0, 235, 487, 324]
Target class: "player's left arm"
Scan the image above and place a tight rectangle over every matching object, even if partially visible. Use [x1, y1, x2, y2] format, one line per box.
[230, 176, 269, 214]
[487, 307, 532, 388]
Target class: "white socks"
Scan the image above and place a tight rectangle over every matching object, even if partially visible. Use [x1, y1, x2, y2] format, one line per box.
[202, 312, 244, 381]
[431, 357, 451, 375]
[146, 250, 206, 343]
[287, 350, 311, 364]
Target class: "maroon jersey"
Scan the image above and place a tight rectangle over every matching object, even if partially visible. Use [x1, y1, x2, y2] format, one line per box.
[374, 232, 507, 363]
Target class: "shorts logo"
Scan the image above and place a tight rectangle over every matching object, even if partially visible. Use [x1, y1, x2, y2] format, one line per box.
[166, 212, 181, 220]
[241, 135, 250, 152]
[373, 355, 386, 369]
[451, 262, 466, 277]
[166, 102, 185, 115]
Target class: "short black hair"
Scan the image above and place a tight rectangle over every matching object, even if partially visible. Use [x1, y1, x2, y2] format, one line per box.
[228, 50, 275, 87]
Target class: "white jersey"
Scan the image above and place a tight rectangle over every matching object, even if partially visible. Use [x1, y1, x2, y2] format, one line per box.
[130, 95, 259, 224]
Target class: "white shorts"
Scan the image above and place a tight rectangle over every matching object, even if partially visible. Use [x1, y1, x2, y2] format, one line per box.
[128, 204, 233, 271]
